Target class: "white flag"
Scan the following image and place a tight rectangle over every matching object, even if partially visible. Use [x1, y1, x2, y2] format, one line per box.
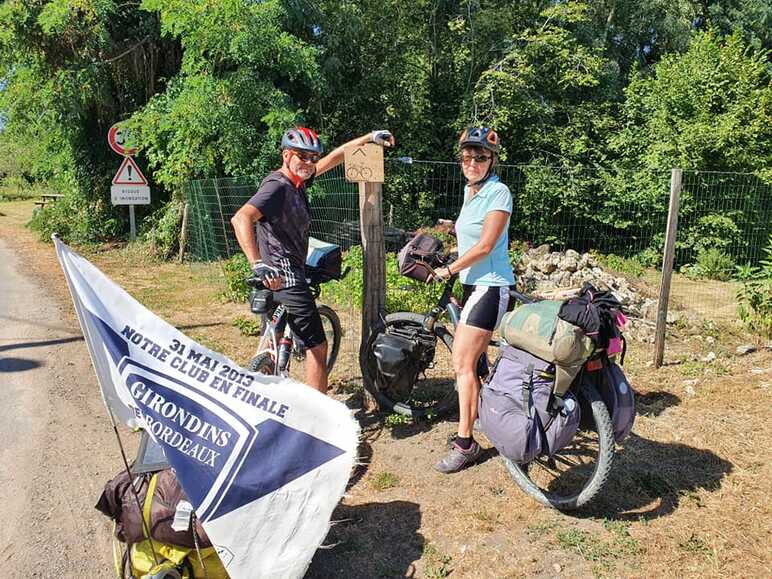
[54, 235, 359, 578]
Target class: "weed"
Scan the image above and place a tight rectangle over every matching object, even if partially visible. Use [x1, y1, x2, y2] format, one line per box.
[526, 519, 559, 538]
[370, 471, 400, 491]
[679, 533, 711, 557]
[422, 544, 453, 579]
[384, 413, 412, 428]
[682, 248, 735, 281]
[555, 524, 640, 574]
[233, 315, 262, 337]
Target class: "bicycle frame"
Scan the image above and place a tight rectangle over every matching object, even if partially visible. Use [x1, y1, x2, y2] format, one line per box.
[254, 303, 296, 377]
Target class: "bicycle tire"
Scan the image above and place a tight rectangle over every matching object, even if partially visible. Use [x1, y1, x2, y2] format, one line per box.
[317, 304, 342, 373]
[503, 380, 615, 510]
[247, 352, 276, 375]
[364, 312, 457, 418]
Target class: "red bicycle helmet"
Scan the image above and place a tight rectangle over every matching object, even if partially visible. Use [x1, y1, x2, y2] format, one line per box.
[458, 127, 500, 154]
[281, 127, 324, 155]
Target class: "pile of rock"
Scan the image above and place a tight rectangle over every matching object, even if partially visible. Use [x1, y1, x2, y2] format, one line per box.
[516, 245, 662, 341]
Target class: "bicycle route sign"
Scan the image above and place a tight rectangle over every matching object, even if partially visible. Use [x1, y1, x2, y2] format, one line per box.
[343, 143, 384, 183]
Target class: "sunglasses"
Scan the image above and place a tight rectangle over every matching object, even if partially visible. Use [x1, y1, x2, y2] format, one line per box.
[461, 154, 492, 164]
[293, 151, 321, 164]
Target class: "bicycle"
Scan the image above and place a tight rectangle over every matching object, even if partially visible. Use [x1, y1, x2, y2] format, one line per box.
[245, 267, 343, 379]
[364, 256, 617, 510]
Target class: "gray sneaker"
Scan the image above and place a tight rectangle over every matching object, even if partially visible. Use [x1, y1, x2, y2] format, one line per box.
[434, 441, 482, 474]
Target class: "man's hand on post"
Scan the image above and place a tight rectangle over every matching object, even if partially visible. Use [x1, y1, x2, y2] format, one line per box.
[371, 130, 395, 148]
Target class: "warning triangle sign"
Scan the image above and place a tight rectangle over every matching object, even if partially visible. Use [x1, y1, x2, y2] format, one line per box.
[112, 156, 148, 186]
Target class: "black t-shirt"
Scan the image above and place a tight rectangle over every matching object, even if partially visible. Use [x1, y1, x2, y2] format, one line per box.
[247, 171, 314, 288]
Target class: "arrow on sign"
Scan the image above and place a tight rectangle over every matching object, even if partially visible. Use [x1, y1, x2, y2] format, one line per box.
[112, 156, 148, 186]
[352, 147, 367, 157]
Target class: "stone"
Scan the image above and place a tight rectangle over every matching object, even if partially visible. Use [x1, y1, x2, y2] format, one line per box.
[706, 336, 716, 345]
[701, 352, 717, 363]
[565, 249, 580, 260]
[736, 344, 757, 356]
[553, 563, 563, 573]
[666, 311, 681, 324]
[532, 244, 550, 257]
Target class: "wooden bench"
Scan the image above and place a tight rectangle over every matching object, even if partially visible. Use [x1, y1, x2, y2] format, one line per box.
[34, 193, 64, 209]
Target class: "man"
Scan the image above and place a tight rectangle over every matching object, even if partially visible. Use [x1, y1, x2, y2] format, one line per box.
[231, 127, 394, 393]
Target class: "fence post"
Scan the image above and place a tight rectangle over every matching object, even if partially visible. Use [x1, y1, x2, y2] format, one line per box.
[212, 179, 232, 258]
[654, 168, 682, 368]
[358, 181, 386, 411]
[178, 202, 189, 263]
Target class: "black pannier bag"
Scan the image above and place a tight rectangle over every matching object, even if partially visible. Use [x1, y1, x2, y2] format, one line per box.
[398, 233, 444, 283]
[306, 236, 343, 283]
[370, 324, 436, 401]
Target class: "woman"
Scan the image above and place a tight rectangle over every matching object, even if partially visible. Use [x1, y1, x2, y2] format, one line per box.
[431, 127, 515, 474]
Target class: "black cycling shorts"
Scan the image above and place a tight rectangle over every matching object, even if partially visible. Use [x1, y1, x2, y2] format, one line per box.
[460, 284, 514, 332]
[272, 284, 327, 349]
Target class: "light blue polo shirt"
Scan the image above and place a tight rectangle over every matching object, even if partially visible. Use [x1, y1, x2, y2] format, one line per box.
[455, 175, 516, 286]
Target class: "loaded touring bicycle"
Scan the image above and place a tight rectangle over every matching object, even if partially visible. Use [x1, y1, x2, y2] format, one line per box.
[366, 234, 635, 509]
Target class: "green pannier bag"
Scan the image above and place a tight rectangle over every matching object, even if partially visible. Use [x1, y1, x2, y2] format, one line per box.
[499, 300, 594, 395]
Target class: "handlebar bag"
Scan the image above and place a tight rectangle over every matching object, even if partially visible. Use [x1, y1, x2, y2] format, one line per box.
[306, 236, 342, 282]
[479, 345, 581, 464]
[397, 233, 444, 282]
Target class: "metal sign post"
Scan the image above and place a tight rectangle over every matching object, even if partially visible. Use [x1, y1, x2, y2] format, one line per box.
[345, 144, 386, 411]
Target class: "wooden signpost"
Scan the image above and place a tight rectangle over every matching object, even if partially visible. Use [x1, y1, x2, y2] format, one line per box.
[345, 143, 386, 410]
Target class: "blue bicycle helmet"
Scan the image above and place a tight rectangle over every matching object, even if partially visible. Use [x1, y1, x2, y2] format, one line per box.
[458, 127, 500, 154]
[281, 127, 324, 155]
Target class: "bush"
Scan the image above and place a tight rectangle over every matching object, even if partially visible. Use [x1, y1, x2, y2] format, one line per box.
[222, 253, 251, 302]
[598, 253, 646, 278]
[142, 199, 183, 259]
[322, 245, 453, 314]
[682, 248, 735, 281]
[736, 235, 772, 338]
[28, 195, 122, 244]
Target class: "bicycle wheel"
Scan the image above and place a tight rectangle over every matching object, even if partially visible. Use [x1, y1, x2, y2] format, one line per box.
[247, 351, 276, 375]
[317, 304, 342, 373]
[503, 380, 615, 510]
[364, 312, 457, 418]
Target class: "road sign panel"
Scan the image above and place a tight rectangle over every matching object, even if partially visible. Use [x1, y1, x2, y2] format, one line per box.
[112, 156, 148, 186]
[107, 123, 137, 156]
[111, 185, 150, 205]
[343, 143, 384, 183]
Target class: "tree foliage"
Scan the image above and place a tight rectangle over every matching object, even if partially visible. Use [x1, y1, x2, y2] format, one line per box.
[0, 0, 769, 247]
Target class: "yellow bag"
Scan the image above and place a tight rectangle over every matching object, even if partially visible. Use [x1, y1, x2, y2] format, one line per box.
[117, 471, 229, 578]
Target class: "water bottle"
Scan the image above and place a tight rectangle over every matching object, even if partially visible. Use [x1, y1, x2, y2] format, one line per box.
[277, 336, 292, 371]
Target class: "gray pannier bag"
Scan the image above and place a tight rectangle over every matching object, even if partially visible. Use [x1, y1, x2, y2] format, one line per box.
[479, 344, 581, 464]
[592, 359, 635, 442]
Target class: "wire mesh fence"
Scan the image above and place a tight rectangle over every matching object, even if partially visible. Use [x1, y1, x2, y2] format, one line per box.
[184, 161, 771, 364]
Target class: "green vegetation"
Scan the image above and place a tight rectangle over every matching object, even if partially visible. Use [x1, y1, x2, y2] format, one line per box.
[736, 235, 772, 337]
[422, 543, 453, 579]
[555, 522, 640, 574]
[232, 315, 262, 337]
[369, 471, 400, 491]
[682, 248, 736, 281]
[1, 1, 769, 254]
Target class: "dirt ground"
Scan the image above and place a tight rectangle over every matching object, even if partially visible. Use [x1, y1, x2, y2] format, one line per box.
[1, 199, 770, 578]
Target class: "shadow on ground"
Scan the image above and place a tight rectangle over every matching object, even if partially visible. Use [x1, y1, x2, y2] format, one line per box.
[579, 433, 733, 520]
[636, 390, 681, 417]
[306, 500, 423, 578]
[0, 356, 43, 372]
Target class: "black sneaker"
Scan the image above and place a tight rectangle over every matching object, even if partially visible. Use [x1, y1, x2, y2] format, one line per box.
[434, 440, 482, 474]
